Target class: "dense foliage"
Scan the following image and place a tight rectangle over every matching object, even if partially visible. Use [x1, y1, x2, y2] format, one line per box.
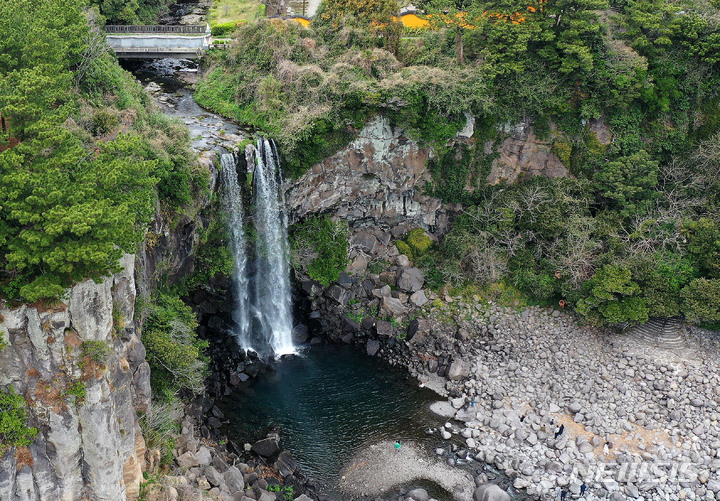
[0, 387, 38, 454]
[0, 0, 202, 303]
[141, 291, 208, 401]
[198, 0, 720, 326]
[88, 0, 173, 25]
[290, 215, 349, 285]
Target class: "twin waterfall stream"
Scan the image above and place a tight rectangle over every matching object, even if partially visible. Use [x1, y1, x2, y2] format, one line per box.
[220, 139, 295, 357]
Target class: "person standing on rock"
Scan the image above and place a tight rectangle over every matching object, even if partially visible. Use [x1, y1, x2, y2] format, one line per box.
[394, 440, 401, 452]
[554, 424, 565, 439]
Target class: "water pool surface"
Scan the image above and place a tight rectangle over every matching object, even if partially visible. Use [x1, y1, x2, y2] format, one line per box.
[218, 344, 444, 496]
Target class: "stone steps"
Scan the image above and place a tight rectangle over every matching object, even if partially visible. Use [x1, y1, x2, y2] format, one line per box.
[628, 317, 687, 349]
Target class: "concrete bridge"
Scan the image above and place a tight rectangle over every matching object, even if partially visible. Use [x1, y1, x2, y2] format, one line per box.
[105, 25, 212, 59]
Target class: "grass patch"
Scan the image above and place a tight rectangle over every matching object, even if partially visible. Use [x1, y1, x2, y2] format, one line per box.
[209, 0, 264, 26]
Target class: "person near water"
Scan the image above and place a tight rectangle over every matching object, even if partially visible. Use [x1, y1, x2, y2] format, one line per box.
[394, 440, 401, 452]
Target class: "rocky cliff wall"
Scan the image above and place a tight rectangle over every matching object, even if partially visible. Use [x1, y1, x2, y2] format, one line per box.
[286, 115, 455, 234]
[0, 254, 149, 501]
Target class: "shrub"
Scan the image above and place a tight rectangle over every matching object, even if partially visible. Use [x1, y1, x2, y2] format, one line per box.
[64, 381, 86, 405]
[290, 216, 348, 286]
[395, 240, 413, 261]
[405, 228, 433, 257]
[211, 21, 244, 37]
[0, 387, 38, 454]
[139, 399, 181, 466]
[80, 340, 112, 366]
[142, 291, 208, 400]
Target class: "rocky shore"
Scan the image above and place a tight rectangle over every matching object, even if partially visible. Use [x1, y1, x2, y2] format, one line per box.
[296, 228, 720, 501]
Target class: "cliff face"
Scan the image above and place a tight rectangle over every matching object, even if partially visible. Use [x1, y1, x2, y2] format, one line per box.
[286, 115, 454, 234]
[0, 254, 149, 501]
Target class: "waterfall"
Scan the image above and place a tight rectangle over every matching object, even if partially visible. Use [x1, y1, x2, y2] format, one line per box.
[221, 141, 295, 357]
[220, 153, 251, 351]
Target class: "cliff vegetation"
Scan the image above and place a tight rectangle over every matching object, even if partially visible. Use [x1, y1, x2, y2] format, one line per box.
[197, 0, 720, 327]
[0, 0, 205, 304]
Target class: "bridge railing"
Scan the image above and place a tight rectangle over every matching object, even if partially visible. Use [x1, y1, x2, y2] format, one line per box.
[104, 25, 208, 34]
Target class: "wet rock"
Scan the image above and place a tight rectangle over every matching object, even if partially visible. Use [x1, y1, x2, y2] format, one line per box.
[291, 324, 310, 344]
[274, 451, 297, 477]
[251, 438, 280, 458]
[367, 339, 381, 356]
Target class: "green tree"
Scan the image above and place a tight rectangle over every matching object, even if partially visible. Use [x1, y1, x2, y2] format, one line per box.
[89, 0, 173, 24]
[575, 264, 649, 324]
[682, 278, 720, 325]
[538, 0, 609, 75]
[593, 150, 659, 218]
[683, 218, 720, 278]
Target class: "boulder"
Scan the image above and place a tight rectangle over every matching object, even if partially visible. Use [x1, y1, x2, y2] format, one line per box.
[196, 446, 212, 466]
[291, 324, 310, 344]
[351, 231, 379, 254]
[324, 285, 348, 305]
[366, 339, 380, 356]
[204, 466, 224, 487]
[474, 484, 511, 501]
[251, 438, 280, 458]
[177, 451, 199, 469]
[397, 267, 425, 293]
[409, 290, 428, 307]
[447, 359, 471, 381]
[407, 488, 431, 501]
[380, 296, 407, 318]
[375, 320, 393, 338]
[223, 466, 245, 493]
[274, 451, 297, 477]
[347, 255, 368, 274]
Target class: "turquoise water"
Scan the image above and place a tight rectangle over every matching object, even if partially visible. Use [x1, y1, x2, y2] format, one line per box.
[218, 344, 444, 496]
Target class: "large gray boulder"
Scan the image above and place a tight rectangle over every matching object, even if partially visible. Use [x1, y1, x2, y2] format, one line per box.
[397, 267, 425, 293]
[380, 296, 408, 318]
[474, 484, 511, 501]
[447, 359, 471, 381]
[223, 466, 245, 493]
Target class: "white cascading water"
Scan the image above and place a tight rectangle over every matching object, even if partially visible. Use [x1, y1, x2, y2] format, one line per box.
[251, 138, 295, 356]
[220, 153, 252, 351]
[221, 141, 295, 357]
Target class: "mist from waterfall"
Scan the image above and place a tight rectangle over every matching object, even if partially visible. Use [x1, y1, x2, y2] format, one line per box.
[221, 141, 295, 357]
